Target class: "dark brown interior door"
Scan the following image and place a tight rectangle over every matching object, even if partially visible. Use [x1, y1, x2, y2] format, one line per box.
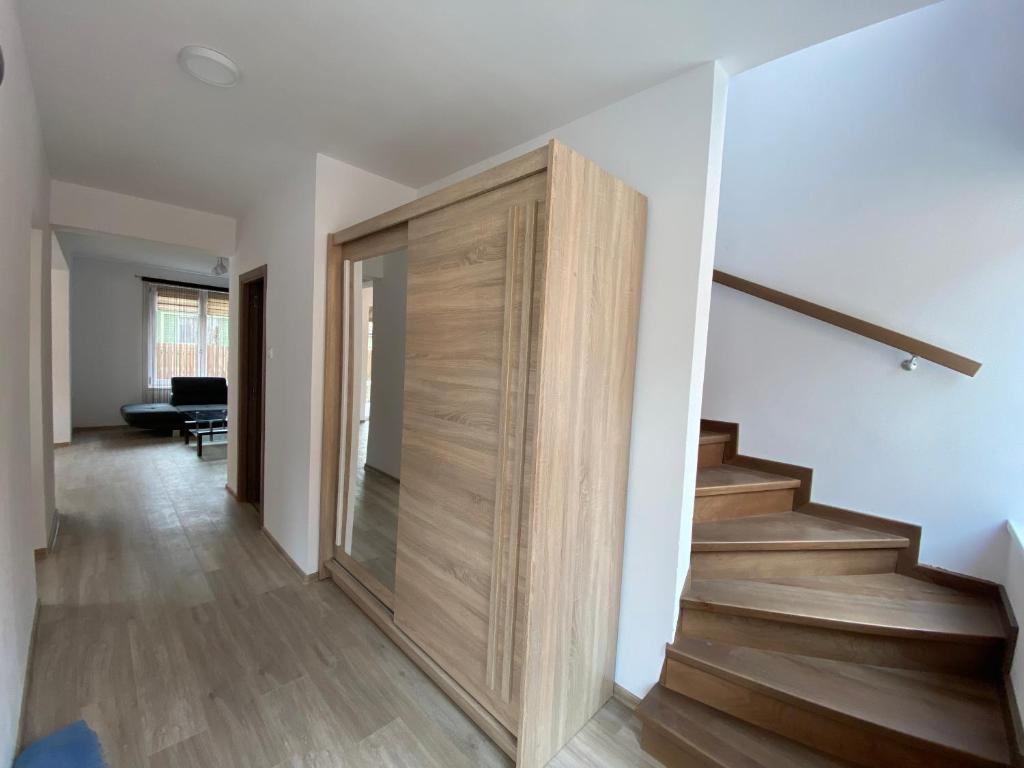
[239, 268, 266, 520]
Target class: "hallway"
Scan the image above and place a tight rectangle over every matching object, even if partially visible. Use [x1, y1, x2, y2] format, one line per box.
[23, 430, 654, 767]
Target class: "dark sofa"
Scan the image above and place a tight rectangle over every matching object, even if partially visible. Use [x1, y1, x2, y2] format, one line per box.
[121, 377, 227, 433]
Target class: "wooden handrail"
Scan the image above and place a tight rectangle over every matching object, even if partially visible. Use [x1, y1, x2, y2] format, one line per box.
[712, 269, 982, 377]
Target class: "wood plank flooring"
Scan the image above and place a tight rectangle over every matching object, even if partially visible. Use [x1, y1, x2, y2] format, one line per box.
[347, 421, 400, 591]
[27, 429, 655, 767]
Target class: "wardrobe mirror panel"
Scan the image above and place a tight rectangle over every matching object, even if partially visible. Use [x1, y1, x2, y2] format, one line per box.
[340, 248, 407, 593]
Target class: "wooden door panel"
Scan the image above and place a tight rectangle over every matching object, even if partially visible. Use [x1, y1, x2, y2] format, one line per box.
[247, 281, 264, 504]
[394, 172, 546, 730]
[239, 273, 265, 510]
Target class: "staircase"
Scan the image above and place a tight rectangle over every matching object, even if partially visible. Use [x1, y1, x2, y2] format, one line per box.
[637, 420, 1020, 768]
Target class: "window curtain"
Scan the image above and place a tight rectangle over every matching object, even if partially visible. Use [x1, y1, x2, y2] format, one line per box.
[144, 283, 230, 403]
[206, 291, 230, 381]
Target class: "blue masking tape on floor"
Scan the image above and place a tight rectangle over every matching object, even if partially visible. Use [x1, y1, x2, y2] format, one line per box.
[14, 720, 108, 768]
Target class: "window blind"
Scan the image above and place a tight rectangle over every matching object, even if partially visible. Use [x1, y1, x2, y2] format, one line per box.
[144, 283, 230, 402]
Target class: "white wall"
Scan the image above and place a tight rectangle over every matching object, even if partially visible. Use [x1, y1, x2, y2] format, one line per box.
[70, 256, 228, 427]
[365, 252, 407, 479]
[227, 153, 414, 574]
[229, 158, 317, 568]
[29, 233, 44, 540]
[51, 238, 72, 444]
[420, 63, 729, 698]
[704, 0, 1024, 582]
[51, 181, 236, 258]
[0, 0, 50, 760]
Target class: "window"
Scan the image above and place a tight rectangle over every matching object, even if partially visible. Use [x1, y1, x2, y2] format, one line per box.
[144, 282, 230, 400]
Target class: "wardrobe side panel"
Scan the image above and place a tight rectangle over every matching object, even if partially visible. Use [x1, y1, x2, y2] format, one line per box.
[517, 141, 648, 768]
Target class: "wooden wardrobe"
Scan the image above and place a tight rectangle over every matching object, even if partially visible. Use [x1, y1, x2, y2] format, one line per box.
[318, 140, 647, 767]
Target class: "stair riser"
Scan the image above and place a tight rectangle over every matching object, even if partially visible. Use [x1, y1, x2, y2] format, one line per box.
[698, 441, 726, 468]
[690, 548, 900, 579]
[695, 489, 795, 522]
[678, 609, 1002, 677]
[663, 659, 1003, 768]
[639, 724, 721, 768]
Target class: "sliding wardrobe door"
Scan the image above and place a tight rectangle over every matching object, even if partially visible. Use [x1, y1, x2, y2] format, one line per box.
[394, 172, 547, 730]
[332, 247, 408, 607]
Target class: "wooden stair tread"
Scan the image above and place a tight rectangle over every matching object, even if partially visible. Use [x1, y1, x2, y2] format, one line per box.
[684, 573, 1006, 641]
[668, 638, 1011, 766]
[639, 685, 854, 767]
[700, 430, 731, 445]
[696, 465, 801, 497]
[693, 511, 910, 552]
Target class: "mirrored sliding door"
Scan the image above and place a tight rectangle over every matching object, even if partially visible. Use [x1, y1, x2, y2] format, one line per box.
[335, 247, 407, 600]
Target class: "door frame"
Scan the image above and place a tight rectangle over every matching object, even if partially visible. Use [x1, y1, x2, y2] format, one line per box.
[237, 265, 267, 525]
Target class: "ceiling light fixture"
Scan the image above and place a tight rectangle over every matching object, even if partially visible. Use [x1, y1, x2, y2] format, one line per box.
[211, 257, 228, 276]
[178, 46, 240, 88]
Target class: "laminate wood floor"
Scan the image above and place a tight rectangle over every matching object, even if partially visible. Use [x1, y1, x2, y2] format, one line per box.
[26, 428, 655, 767]
[347, 421, 400, 592]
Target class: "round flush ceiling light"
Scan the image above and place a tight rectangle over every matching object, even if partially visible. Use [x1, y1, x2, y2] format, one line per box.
[178, 46, 240, 87]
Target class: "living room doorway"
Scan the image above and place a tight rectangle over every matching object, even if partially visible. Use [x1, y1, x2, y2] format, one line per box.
[238, 265, 267, 523]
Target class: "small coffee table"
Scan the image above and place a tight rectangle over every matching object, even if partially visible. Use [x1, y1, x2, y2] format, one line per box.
[181, 408, 228, 457]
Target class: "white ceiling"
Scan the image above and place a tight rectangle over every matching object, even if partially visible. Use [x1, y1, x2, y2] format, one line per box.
[55, 228, 223, 276]
[19, 0, 935, 218]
